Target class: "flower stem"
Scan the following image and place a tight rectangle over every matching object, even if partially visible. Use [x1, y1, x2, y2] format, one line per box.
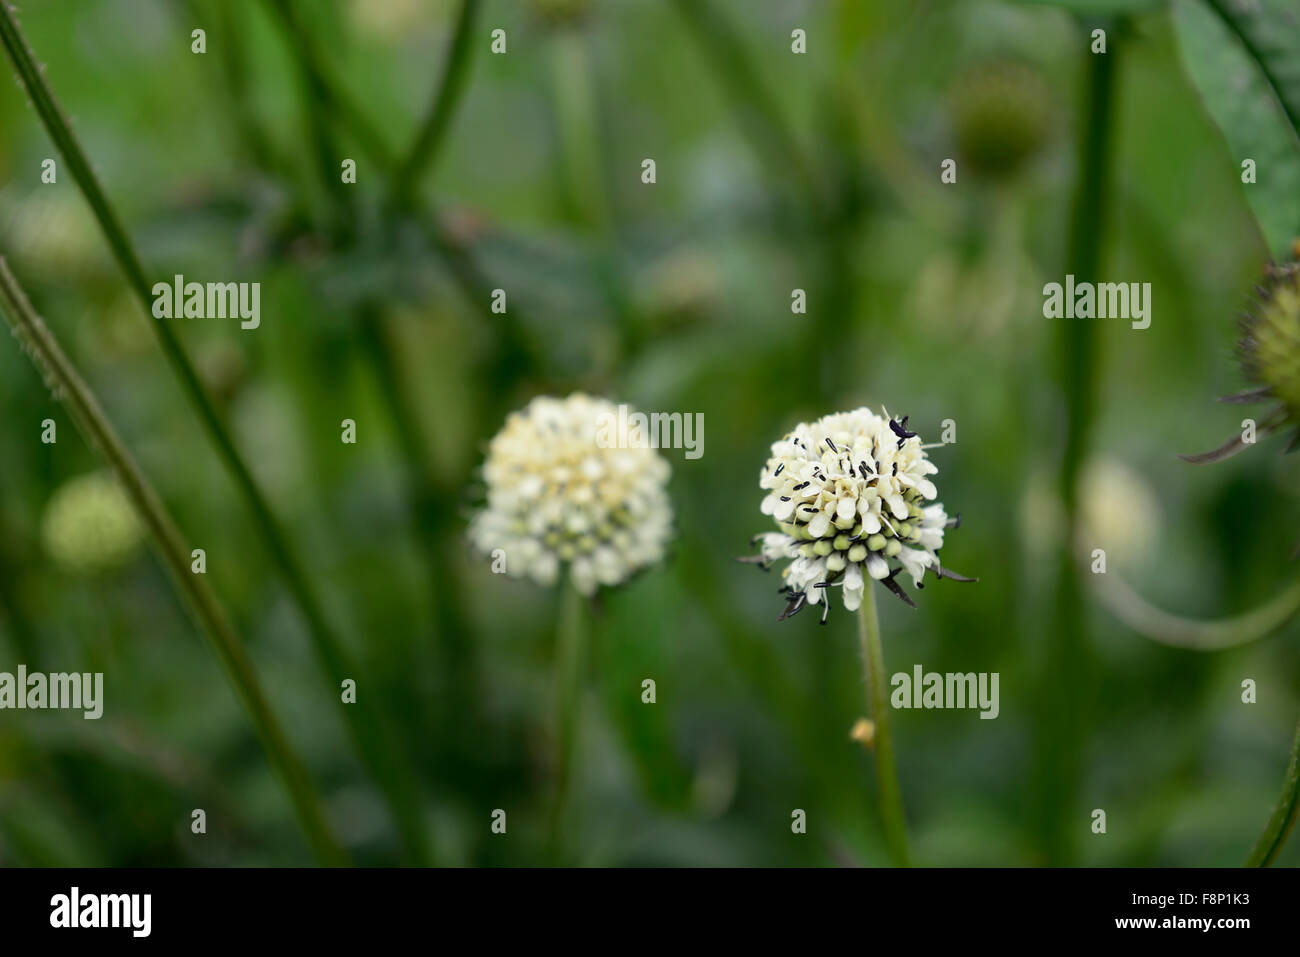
[0, 258, 345, 866]
[548, 582, 588, 860]
[857, 584, 910, 867]
[0, 3, 432, 866]
[1095, 574, 1300, 650]
[1246, 717, 1300, 867]
[392, 0, 482, 206]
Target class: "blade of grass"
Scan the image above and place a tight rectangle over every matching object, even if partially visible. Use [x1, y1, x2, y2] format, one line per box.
[0, 257, 344, 865]
[0, 3, 431, 866]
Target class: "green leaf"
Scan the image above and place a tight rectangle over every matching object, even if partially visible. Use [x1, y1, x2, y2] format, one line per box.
[1173, 0, 1300, 259]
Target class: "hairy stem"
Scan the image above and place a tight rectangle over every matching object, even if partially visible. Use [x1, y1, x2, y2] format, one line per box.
[0, 4, 429, 866]
[0, 259, 344, 865]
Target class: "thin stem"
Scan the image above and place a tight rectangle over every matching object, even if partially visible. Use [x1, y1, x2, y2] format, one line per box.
[0, 258, 344, 866]
[262, 0, 399, 170]
[392, 0, 482, 205]
[549, 28, 612, 231]
[548, 582, 588, 860]
[856, 584, 910, 867]
[0, 5, 430, 866]
[1246, 717, 1300, 867]
[1095, 574, 1300, 650]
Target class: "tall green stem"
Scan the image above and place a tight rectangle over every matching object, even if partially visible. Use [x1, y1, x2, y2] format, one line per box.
[1038, 19, 1120, 866]
[857, 584, 910, 867]
[548, 582, 588, 859]
[0, 259, 344, 865]
[1246, 717, 1300, 867]
[0, 4, 430, 866]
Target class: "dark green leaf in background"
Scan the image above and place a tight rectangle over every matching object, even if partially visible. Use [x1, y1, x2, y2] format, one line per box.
[1173, 0, 1300, 259]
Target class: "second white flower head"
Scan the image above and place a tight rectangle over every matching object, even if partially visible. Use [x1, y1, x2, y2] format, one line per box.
[470, 393, 673, 596]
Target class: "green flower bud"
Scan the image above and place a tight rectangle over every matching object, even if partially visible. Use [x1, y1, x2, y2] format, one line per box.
[41, 472, 142, 575]
[951, 61, 1051, 180]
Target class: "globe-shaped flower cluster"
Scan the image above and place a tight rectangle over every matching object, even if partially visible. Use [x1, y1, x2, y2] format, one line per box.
[470, 393, 673, 596]
[748, 407, 969, 621]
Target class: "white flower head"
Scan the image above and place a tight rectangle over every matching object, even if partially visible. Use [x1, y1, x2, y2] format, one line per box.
[469, 393, 673, 596]
[745, 407, 974, 622]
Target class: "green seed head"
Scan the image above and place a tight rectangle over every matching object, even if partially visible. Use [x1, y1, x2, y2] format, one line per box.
[951, 61, 1051, 180]
[1241, 263, 1300, 423]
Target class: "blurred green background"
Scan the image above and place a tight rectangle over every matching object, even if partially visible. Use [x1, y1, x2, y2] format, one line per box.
[0, 0, 1297, 867]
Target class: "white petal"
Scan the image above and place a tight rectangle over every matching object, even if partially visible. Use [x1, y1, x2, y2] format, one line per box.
[842, 563, 864, 611]
[866, 553, 890, 580]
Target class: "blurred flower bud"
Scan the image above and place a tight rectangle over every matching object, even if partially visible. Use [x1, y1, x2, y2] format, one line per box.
[850, 718, 876, 749]
[41, 472, 143, 576]
[4, 192, 101, 277]
[1079, 458, 1160, 567]
[348, 0, 425, 41]
[197, 340, 249, 406]
[950, 61, 1051, 180]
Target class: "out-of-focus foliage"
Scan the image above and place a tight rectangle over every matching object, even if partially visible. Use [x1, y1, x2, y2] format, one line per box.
[0, 0, 1297, 867]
